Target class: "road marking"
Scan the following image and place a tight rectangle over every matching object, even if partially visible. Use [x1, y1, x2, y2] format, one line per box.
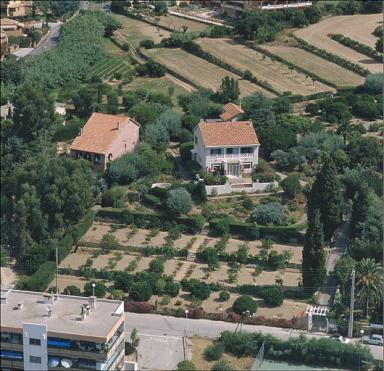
[135, 333, 183, 340]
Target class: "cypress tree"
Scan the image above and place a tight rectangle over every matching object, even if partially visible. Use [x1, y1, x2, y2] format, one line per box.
[350, 183, 371, 239]
[308, 156, 343, 241]
[302, 208, 326, 291]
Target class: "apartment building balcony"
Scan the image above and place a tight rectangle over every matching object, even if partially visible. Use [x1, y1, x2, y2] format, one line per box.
[210, 153, 253, 161]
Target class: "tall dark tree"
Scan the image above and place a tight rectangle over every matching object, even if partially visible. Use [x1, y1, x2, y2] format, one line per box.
[302, 208, 326, 291]
[219, 76, 240, 103]
[350, 183, 370, 238]
[308, 156, 343, 241]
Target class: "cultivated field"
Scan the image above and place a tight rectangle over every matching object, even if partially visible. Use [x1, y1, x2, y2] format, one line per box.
[159, 14, 208, 32]
[195, 38, 333, 95]
[262, 45, 365, 88]
[144, 48, 275, 97]
[89, 58, 131, 79]
[294, 14, 382, 74]
[113, 14, 171, 47]
[55, 221, 306, 319]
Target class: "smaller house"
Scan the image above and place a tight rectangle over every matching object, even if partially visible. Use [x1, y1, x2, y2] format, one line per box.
[70, 112, 140, 171]
[219, 102, 244, 122]
[0, 18, 24, 36]
[1, 1, 33, 18]
[192, 120, 259, 178]
[0, 101, 14, 120]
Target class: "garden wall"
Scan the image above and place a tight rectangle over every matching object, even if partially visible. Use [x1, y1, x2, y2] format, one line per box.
[205, 181, 277, 195]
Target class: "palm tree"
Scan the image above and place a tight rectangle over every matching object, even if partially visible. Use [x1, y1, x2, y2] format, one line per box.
[336, 119, 354, 145]
[356, 258, 383, 318]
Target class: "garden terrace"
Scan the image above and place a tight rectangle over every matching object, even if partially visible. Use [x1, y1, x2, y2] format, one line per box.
[89, 57, 131, 80]
[158, 14, 209, 32]
[294, 13, 382, 74]
[143, 47, 275, 97]
[194, 38, 332, 96]
[112, 14, 171, 47]
[261, 45, 365, 88]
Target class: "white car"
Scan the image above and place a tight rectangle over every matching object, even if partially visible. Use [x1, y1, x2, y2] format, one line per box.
[362, 334, 383, 346]
[330, 335, 350, 344]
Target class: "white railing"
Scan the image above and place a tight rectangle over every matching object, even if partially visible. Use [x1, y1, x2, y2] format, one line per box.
[261, 2, 312, 10]
[210, 153, 253, 160]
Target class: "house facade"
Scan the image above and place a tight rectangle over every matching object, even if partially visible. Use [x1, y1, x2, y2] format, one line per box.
[1, 1, 33, 17]
[70, 112, 140, 171]
[0, 18, 24, 36]
[220, 102, 244, 122]
[192, 120, 259, 178]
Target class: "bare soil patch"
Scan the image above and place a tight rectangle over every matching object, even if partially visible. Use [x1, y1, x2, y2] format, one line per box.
[294, 14, 382, 73]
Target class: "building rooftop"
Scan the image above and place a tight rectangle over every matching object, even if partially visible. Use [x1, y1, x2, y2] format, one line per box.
[0, 289, 124, 343]
[197, 120, 259, 147]
[219, 102, 244, 121]
[70, 112, 140, 155]
[0, 18, 24, 27]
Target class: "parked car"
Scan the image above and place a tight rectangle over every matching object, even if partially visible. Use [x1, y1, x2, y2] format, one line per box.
[329, 334, 350, 344]
[361, 334, 383, 346]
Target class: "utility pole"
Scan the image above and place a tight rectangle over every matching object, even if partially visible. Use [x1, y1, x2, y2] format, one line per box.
[348, 269, 356, 338]
[55, 247, 59, 295]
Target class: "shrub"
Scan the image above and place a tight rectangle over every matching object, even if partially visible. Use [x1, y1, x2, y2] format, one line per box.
[242, 197, 254, 210]
[211, 360, 235, 371]
[84, 281, 106, 298]
[260, 285, 284, 307]
[139, 39, 155, 49]
[165, 281, 180, 297]
[22, 262, 56, 292]
[130, 281, 153, 301]
[143, 193, 161, 207]
[218, 290, 230, 301]
[63, 285, 81, 296]
[110, 289, 125, 300]
[166, 188, 192, 215]
[281, 174, 301, 199]
[177, 360, 196, 371]
[124, 301, 154, 313]
[251, 202, 284, 225]
[181, 278, 211, 300]
[232, 295, 257, 315]
[102, 186, 126, 207]
[100, 234, 119, 251]
[204, 342, 224, 361]
[180, 141, 194, 162]
[149, 257, 165, 274]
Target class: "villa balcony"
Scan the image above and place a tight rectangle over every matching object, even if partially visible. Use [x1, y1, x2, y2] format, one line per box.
[210, 153, 253, 161]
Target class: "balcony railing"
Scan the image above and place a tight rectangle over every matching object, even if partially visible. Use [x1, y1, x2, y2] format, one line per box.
[210, 153, 253, 160]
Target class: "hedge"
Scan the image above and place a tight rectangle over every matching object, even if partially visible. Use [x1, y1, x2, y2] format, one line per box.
[294, 36, 370, 76]
[96, 207, 205, 233]
[23, 261, 56, 292]
[329, 33, 382, 62]
[209, 218, 306, 242]
[143, 193, 161, 207]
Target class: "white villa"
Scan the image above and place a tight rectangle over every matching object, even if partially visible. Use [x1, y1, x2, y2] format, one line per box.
[191, 120, 260, 178]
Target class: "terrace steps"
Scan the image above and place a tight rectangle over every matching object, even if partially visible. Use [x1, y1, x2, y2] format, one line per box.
[186, 252, 196, 262]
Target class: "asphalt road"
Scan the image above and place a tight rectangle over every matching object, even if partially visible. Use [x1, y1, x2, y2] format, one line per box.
[125, 312, 383, 362]
[27, 23, 62, 57]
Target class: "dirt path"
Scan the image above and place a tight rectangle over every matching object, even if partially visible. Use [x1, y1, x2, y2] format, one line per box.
[168, 145, 194, 182]
[294, 14, 382, 74]
[114, 30, 196, 93]
[0, 266, 17, 289]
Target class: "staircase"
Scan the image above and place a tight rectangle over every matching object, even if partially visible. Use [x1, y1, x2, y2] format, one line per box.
[186, 252, 196, 262]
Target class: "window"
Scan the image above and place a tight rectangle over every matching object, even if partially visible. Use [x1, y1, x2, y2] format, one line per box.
[242, 162, 252, 169]
[212, 163, 221, 171]
[210, 148, 222, 155]
[226, 148, 233, 154]
[29, 356, 41, 364]
[29, 338, 41, 346]
[94, 154, 101, 165]
[240, 147, 253, 154]
[108, 153, 113, 161]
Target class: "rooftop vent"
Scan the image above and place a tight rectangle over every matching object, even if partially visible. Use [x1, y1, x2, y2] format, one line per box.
[88, 296, 97, 310]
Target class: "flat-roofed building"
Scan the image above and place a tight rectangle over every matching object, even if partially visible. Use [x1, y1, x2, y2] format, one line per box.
[1, 1, 33, 18]
[0, 289, 125, 370]
[70, 112, 140, 171]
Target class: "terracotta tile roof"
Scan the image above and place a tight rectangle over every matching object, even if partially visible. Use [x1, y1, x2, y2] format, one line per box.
[0, 18, 24, 27]
[219, 102, 244, 121]
[197, 120, 259, 147]
[70, 112, 139, 155]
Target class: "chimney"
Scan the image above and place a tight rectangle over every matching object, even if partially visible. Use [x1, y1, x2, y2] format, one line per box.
[47, 305, 53, 317]
[43, 294, 54, 306]
[88, 296, 97, 310]
[80, 128, 83, 136]
[17, 303, 23, 310]
[117, 121, 120, 130]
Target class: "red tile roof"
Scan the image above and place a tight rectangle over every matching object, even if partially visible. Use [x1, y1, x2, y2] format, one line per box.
[219, 102, 244, 121]
[70, 112, 139, 155]
[197, 120, 259, 147]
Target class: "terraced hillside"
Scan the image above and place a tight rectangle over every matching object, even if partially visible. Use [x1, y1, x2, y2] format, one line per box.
[195, 38, 333, 96]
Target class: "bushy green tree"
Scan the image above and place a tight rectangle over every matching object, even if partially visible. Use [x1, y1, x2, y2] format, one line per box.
[211, 360, 235, 371]
[281, 174, 301, 199]
[149, 257, 165, 274]
[302, 209, 326, 292]
[232, 295, 257, 315]
[64, 285, 81, 295]
[204, 342, 224, 361]
[166, 188, 192, 215]
[260, 285, 284, 307]
[130, 281, 153, 301]
[177, 360, 197, 371]
[251, 202, 284, 225]
[84, 281, 106, 298]
[100, 234, 119, 251]
[218, 76, 240, 103]
[242, 93, 275, 129]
